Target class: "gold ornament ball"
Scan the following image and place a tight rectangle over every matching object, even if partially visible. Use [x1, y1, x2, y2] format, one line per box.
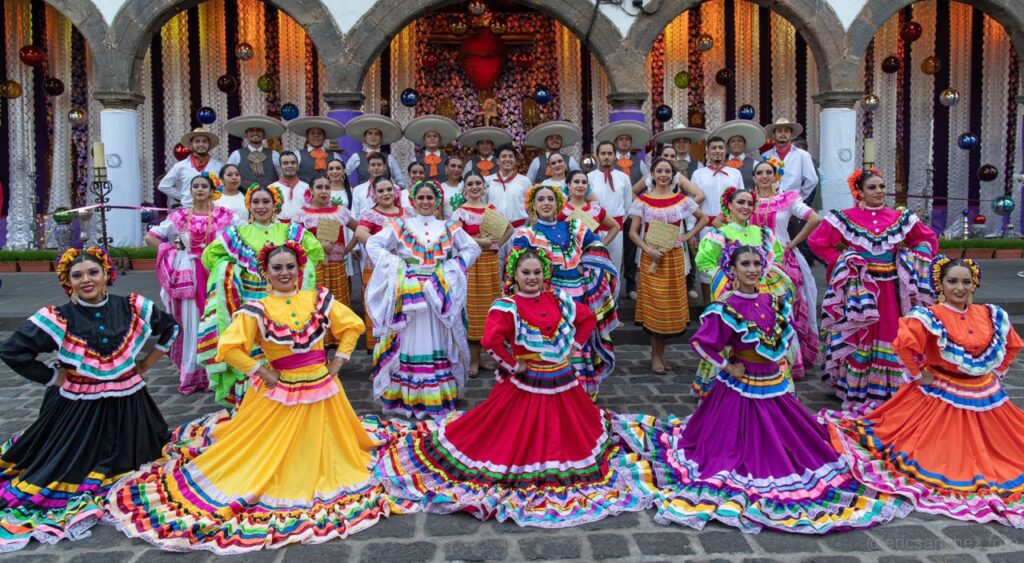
[2, 80, 22, 99]
[862, 94, 880, 112]
[921, 56, 942, 75]
[67, 108, 88, 126]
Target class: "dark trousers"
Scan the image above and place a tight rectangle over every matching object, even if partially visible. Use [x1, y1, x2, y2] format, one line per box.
[788, 186, 823, 266]
[623, 217, 639, 293]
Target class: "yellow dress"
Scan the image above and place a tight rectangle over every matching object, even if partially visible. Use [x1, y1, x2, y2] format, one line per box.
[106, 288, 411, 553]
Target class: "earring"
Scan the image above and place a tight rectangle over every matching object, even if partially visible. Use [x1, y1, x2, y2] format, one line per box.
[70, 290, 79, 305]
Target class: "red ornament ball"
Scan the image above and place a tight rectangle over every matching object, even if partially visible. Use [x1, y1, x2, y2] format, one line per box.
[715, 68, 734, 86]
[421, 52, 440, 69]
[882, 56, 900, 74]
[43, 77, 65, 96]
[173, 143, 193, 161]
[973, 214, 987, 225]
[978, 164, 999, 182]
[900, 21, 923, 42]
[19, 45, 46, 67]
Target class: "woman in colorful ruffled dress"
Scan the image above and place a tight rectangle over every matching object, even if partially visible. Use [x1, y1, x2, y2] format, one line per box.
[0, 248, 177, 552]
[354, 178, 407, 354]
[108, 242, 409, 553]
[559, 170, 622, 243]
[364, 180, 481, 419]
[808, 168, 936, 406]
[826, 257, 1024, 527]
[379, 248, 651, 527]
[620, 244, 909, 534]
[628, 158, 708, 375]
[509, 184, 619, 396]
[749, 158, 822, 371]
[451, 172, 513, 378]
[197, 185, 325, 406]
[146, 172, 237, 394]
[293, 174, 359, 307]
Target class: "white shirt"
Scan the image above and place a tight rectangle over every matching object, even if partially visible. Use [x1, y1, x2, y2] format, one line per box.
[761, 145, 818, 199]
[526, 152, 581, 182]
[440, 181, 463, 220]
[345, 145, 408, 188]
[217, 192, 249, 223]
[157, 156, 224, 207]
[270, 179, 310, 221]
[485, 172, 531, 226]
[690, 164, 744, 218]
[587, 169, 633, 218]
[227, 144, 281, 173]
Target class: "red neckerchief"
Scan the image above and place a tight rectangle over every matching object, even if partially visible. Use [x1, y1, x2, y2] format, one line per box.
[601, 168, 615, 191]
[707, 164, 728, 177]
[496, 173, 515, 192]
[278, 177, 300, 202]
[775, 143, 793, 160]
[190, 154, 210, 172]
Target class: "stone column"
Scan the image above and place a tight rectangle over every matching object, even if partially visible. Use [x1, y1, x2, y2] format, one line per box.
[813, 91, 863, 214]
[324, 92, 366, 186]
[94, 91, 145, 246]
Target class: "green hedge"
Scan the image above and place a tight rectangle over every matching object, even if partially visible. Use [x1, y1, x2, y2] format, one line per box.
[120, 246, 158, 259]
[939, 238, 1024, 249]
[0, 249, 58, 262]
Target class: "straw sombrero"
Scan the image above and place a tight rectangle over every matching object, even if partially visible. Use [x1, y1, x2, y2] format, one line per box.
[224, 115, 286, 139]
[458, 126, 514, 148]
[403, 115, 461, 146]
[344, 113, 403, 145]
[287, 116, 345, 139]
[179, 127, 219, 150]
[594, 121, 652, 150]
[525, 120, 582, 148]
[652, 122, 709, 145]
[764, 117, 804, 139]
[710, 120, 767, 152]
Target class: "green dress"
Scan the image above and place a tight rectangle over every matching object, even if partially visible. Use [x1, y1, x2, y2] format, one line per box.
[197, 221, 325, 406]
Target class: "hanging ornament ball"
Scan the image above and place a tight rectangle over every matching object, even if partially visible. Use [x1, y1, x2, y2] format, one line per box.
[580, 155, 597, 174]
[881, 55, 900, 74]
[43, 77, 65, 97]
[673, 70, 691, 89]
[450, 21, 468, 36]
[468, 0, 487, 16]
[921, 56, 942, 75]
[421, 52, 440, 69]
[280, 103, 300, 121]
[490, 22, 507, 36]
[140, 209, 156, 224]
[195, 106, 217, 125]
[400, 88, 419, 107]
[862, 94, 880, 112]
[173, 143, 193, 161]
[257, 73, 276, 93]
[67, 107, 88, 126]
[939, 88, 960, 107]
[52, 207, 74, 226]
[688, 110, 706, 129]
[978, 164, 999, 182]
[697, 33, 714, 52]
[738, 104, 756, 120]
[993, 195, 1017, 216]
[957, 132, 979, 150]
[715, 68, 734, 86]
[235, 42, 255, 61]
[2, 80, 22, 99]
[655, 105, 673, 123]
[533, 86, 552, 105]
[900, 21, 923, 42]
[217, 74, 239, 93]
[18, 45, 46, 67]
[513, 52, 533, 70]
[973, 214, 988, 225]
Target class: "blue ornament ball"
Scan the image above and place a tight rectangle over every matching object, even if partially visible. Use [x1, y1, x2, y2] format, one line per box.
[992, 195, 1016, 217]
[957, 132, 979, 150]
[280, 103, 300, 121]
[533, 86, 552, 105]
[400, 88, 419, 108]
[654, 105, 673, 122]
[962, 208, 971, 216]
[195, 106, 217, 125]
[140, 209, 156, 224]
[738, 104, 755, 120]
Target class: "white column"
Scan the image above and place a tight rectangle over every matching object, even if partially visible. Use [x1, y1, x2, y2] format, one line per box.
[99, 108, 143, 246]
[818, 107, 857, 213]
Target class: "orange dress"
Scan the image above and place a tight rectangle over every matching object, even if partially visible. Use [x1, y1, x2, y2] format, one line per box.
[827, 302, 1024, 527]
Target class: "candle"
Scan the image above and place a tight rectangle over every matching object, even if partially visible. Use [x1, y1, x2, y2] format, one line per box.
[92, 142, 105, 168]
[863, 138, 876, 166]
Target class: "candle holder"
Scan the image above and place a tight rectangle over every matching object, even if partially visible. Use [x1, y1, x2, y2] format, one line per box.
[90, 166, 112, 252]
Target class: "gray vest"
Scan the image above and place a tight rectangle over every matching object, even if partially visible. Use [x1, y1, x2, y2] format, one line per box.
[465, 155, 497, 178]
[617, 152, 644, 186]
[532, 153, 550, 182]
[677, 158, 700, 180]
[237, 146, 278, 188]
[731, 155, 756, 190]
[297, 147, 338, 184]
[355, 149, 392, 185]
[416, 152, 448, 182]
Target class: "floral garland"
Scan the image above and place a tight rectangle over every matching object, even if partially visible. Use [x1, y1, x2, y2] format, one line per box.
[930, 254, 981, 294]
[70, 28, 90, 209]
[863, 38, 875, 139]
[687, 9, 706, 123]
[263, 4, 281, 114]
[57, 247, 117, 296]
[1004, 47, 1019, 200]
[650, 33, 666, 135]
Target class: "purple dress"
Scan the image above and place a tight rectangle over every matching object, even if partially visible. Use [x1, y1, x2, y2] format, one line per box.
[623, 291, 910, 533]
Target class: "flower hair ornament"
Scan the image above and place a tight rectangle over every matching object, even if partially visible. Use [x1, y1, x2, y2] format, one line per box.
[524, 184, 567, 220]
[758, 156, 785, 183]
[57, 247, 117, 297]
[719, 241, 768, 282]
[192, 171, 223, 201]
[719, 186, 757, 223]
[503, 246, 553, 295]
[412, 180, 445, 210]
[257, 240, 309, 283]
[930, 254, 981, 298]
[847, 167, 882, 202]
[245, 184, 284, 216]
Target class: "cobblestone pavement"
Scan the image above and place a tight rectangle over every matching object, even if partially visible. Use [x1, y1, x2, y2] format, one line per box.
[3, 342, 1024, 562]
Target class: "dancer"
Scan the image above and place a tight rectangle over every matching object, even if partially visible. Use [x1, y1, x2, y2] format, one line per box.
[378, 248, 651, 527]
[158, 127, 223, 207]
[628, 158, 708, 374]
[225, 115, 285, 188]
[524, 121, 582, 182]
[808, 168, 936, 405]
[146, 172, 236, 394]
[354, 178, 407, 354]
[197, 185, 324, 406]
[561, 170, 622, 244]
[108, 242, 409, 553]
[510, 184, 618, 396]
[620, 244, 910, 534]
[364, 180, 481, 419]
[293, 174, 359, 307]
[451, 172, 513, 378]
[0, 248, 177, 552]
[217, 164, 250, 222]
[344, 113, 406, 187]
[827, 257, 1024, 527]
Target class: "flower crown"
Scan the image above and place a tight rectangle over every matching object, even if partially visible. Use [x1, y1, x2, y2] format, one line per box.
[192, 171, 223, 201]
[719, 186, 757, 222]
[56, 247, 117, 296]
[257, 240, 308, 282]
[412, 180, 444, 209]
[720, 241, 769, 282]
[524, 184, 566, 219]
[758, 156, 785, 183]
[245, 183, 284, 216]
[847, 167, 882, 201]
[930, 254, 981, 295]
[503, 247, 553, 295]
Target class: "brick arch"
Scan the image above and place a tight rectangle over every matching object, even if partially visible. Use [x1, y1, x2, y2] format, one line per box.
[338, 0, 647, 101]
[623, 0, 851, 93]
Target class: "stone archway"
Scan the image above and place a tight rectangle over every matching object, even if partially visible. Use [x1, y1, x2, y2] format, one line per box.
[40, 0, 107, 55]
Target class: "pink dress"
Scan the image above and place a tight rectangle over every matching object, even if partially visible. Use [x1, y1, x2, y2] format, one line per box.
[808, 205, 937, 406]
[150, 206, 236, 394]
[750, 191, 818, 368]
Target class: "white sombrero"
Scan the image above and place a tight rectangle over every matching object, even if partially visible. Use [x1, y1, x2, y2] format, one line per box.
[344, 113, 403, 145]
[594, 121, 652, 151]
[458, 126, 513, 148]
[403, 115, 461, 146]
[525, 120, 582, 148]
[287, 116, 345, 139]
[710, 119, 767, 151]
[764, 117, 804, 139]
[224, 115, 286, 139]
[652, 123, 709, 145]
[179, 127, 219, 150]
